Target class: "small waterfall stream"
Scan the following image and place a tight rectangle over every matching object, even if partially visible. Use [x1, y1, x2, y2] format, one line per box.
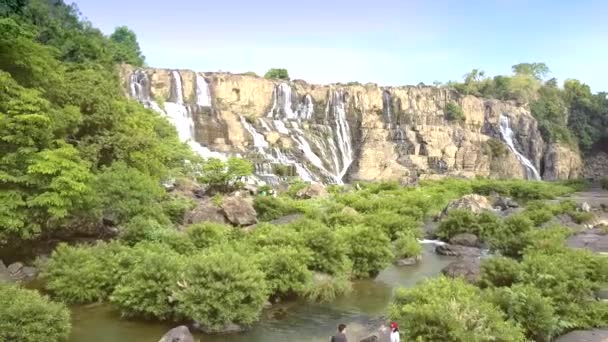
[498, 114, 541, 180]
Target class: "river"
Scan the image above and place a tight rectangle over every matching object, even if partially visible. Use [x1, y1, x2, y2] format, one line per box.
[67, 244, 454, 342]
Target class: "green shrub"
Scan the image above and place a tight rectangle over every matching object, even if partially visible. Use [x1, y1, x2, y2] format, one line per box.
[118, 215, 170, 246]
[174, 249, 269, 330]
[197, 157, 253, 192]
[339, 225, 393, 278]
[363, 210, 421, 240]
[272, 164, 290, 177]
[0, 283, 71, 342]
[323, 206, 363, 227]
[569, 211, 594, 224]
[293, 219, 352, 275]
[41, 242, 131, 303]
[479, 256, 521, 288]
[488, 214, 534, 257]
[154, 95, 166, 110]
[185, 222, 231, 249]
[264, 68, 289, 80]
[393, 232, 422, 259]
[484, 138, 509, 158]
[255, 246, 313, 298]
[254, 196, 300, 221]
[436, 210, 482, 240]
[486, 284, 558, 342]
[522, 225, 570, 253]
[162, 195, 195, 224]
[304, 272, 352, 303]
[523, 206, 555, 226]
[445, 102, 465, 122]
[390, 277, 525, 341]
[110, 243, 185, 320]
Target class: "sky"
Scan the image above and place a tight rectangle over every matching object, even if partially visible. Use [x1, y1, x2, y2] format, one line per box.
[73, 0, 608, 91]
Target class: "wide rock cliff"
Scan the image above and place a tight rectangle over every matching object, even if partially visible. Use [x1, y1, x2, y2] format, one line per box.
[120, 65, 582, 184]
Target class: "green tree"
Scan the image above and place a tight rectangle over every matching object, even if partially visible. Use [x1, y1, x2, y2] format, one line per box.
[264, 68, 290, 80]
[339, 225, 393, 278]
[198, 157, 253, 192]
[445, 102, 465, 121]
[255, 245, 313, 298]
[512, 62, 550, 80]
[0, 283, 71, 342]
[109, 25, 145, 66]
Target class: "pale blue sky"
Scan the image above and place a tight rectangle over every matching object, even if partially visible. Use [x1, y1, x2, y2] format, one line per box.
[74, 0, 607, 91]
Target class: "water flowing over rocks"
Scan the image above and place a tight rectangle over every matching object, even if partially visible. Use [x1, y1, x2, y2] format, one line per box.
[121, 66, 582, 184]
[435, 244, 483, 257]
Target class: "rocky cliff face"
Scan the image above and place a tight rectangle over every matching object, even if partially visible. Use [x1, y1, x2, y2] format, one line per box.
[120, 65, 582, 183]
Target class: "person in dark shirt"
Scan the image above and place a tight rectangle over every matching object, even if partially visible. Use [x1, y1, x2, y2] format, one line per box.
[330, 323, 347, 342]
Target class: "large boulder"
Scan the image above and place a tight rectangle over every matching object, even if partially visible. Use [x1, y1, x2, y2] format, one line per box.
[221, 192, 257, 226]
[494, 196, 519, 211]
[185, 198, 228, 225]
[554, 329, 608, 342]
[158, 325, 195, 342]
[435, 244, 482, 257]
[449, 233, 479, 247]
[439, 194, 493, 218]
[441, 257, 481, 284]
[296, 183, 328, 199]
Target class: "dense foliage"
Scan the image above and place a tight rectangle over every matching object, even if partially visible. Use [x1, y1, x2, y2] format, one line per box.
[264, 68, 290, 80]
[0, 283, 71, 342]
[0, 0, 197, 243]
[447, 63, 608, 152]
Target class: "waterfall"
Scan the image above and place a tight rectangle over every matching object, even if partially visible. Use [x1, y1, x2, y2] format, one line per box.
[240, 116, 269, 149]
[267, 83, 296, 119]
[498, 114, 541, 180]
[129, 69, 224, 160]
[326, 90, 354, 179]
[195, 74, 212, 107]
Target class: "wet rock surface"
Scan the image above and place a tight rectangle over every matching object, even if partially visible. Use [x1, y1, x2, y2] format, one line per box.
[441, 257, 481, 284]
[449, 233, 479, 247]
[435, 244, 482, 257]
[566, 227, 608, 254]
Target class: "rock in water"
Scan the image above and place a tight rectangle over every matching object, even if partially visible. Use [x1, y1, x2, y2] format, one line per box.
[296, 183, 328, 199]
[158, 326, 194, 342]
[554, 329, 608, 342]
[435, 244, 482, 257]
[221, 192, 257, 226]
[441, 258, 481, 284]
[439, 194, 493, 219]
[449, 233, 479, 247]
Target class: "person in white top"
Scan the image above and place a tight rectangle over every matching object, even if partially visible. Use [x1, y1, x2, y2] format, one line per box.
[389, 322, 400, 342]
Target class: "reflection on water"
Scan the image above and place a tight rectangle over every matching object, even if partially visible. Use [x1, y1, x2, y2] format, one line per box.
[68, 245, 454, 342]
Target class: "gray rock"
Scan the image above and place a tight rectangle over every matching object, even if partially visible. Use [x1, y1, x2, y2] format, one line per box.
[7, 262, 24, 275]
[596, 288, 608, 301]
[566, 227, 608, 254]
[221, 193, 257, 226]
[0, 260, 10, 283]
[295, 183, 328, 199]
[449, 233, 479, 247]
[441, 257, 481, 284]
[554, 329, 608, 342]
[435, 244, 482, 257]
[439, 194, 493, 219]
[185, 198, 229, 225]
[158, 325, 194, 342]
[494, 196, 519, 210]
[395, 257, 418, 266]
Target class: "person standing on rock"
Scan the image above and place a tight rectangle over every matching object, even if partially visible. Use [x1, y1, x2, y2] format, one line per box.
[390, 322, 400, 342]
[330, 323, 347, 342]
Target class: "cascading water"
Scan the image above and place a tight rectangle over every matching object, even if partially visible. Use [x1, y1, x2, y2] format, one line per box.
[130, 69, 224, 160]
[195, 74, 212, 107]
[498, 114, 541, 180]
[267, 83, 296, 119]
[383, 90, 392, 127]
[325, 90, 354, 180]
